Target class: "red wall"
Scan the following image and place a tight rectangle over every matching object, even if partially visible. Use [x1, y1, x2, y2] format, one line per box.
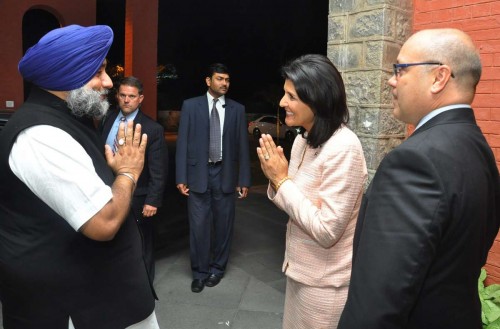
[0, 1, 96, 113]
[414, 0, 500, 284]
[124, 0, 159, 119]
[0, 1, 158, 119]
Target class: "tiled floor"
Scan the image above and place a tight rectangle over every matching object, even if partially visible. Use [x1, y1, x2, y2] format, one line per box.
[153, 185, 287, 329]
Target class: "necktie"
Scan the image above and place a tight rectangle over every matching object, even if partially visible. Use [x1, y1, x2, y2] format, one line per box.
[113, 117, 127, 152]
[209, 99, 221, 162]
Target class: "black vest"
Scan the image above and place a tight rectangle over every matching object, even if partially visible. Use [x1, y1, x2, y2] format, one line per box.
[0, 88, 155, 329]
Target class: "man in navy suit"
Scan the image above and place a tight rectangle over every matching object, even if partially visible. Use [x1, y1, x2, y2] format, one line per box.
[338, 28, 500, 329]
[101, 76, 168, 283]
[176, 63, 251, 293]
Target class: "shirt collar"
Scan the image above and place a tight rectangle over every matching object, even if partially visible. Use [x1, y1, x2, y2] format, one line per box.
[207, 92, 226, 107]
[415, 104, 471, 130]
[119, 108, 139, 121]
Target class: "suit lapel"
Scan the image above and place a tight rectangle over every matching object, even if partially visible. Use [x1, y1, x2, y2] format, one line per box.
[222, 101, 232, 137]
[200, 96, 210, 130]
[134, 110, 144, 125]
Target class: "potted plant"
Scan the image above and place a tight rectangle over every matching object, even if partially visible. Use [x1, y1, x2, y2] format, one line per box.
[479, 268, 500, 328]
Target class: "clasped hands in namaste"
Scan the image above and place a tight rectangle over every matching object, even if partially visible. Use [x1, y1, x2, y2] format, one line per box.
[256, 134, 289, 188]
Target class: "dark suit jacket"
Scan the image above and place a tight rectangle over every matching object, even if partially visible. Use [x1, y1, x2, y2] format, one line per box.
[175, 95, 251, 193]
[338, 108, 500, 329]
[100, 108, 168, 207]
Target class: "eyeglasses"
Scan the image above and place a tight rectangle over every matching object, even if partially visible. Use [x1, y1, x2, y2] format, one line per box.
[393, 62, 455, 78]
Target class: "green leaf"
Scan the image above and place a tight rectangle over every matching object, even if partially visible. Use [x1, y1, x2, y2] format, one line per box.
[482, 269, 488, 282]
[480, 268, 500, 326]
[481, 268, 488, 292]
[485, 285, 500, 300]
[486, 316, 500, 329]
[484, 300, 500, 323]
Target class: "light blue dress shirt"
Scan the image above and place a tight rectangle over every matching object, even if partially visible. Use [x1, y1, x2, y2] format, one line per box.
[105, 109, 139, 148]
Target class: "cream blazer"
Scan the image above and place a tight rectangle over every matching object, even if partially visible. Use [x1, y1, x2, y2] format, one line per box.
[268, 126, 367, 287]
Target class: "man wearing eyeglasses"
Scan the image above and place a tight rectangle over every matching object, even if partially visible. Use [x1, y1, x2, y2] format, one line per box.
[338, 28, 500, 329]
[101, 76, 168, 284]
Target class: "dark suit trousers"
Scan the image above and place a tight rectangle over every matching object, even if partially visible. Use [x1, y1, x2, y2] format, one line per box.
[188, 164, 235, 280]
[131, 195, 155, 283]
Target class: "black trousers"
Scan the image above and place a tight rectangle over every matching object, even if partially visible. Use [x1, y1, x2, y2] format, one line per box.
[187, 164, 235, 280]
[131, 195, 155, 283]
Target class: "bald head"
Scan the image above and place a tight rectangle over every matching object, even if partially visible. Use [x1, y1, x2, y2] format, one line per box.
[405, 28, 482, 91]
[388, 29, 482, 126]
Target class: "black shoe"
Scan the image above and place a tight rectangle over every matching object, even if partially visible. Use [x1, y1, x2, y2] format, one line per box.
[191, 279, 205, 293]
[205, 274, 222, 287]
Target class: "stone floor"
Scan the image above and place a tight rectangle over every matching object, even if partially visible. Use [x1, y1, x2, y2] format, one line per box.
[153, 185, 287, 329]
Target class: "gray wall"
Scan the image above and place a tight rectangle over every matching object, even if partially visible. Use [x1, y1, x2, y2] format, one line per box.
[328, 0, 413, 181]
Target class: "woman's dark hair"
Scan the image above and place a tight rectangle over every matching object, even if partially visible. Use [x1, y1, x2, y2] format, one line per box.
[281, 54, 349, 148]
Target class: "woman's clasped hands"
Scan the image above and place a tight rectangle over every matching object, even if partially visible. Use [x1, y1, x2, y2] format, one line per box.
[256, 134, 289, 188]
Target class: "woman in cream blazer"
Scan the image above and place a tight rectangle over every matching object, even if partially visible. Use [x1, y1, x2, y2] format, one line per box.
[257, 54, 367, 329]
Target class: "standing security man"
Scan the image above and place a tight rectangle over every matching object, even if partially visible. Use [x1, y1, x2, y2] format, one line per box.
[176, 63, 251, 293]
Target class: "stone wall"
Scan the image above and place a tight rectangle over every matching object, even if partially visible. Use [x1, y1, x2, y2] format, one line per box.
[327, 0, 413, 181]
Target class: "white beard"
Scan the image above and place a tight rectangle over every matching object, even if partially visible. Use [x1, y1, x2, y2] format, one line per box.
[66, 86, 109, 119]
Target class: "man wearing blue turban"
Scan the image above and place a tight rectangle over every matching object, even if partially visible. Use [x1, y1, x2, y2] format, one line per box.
[0, 25, 159, 329]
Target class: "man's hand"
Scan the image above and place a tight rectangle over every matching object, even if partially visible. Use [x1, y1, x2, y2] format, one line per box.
[81, 121, 148, 241]
[177, 183, 189, 196]
[142, 204, 157, 217]
[105, 120, 147, 181]
[236, 186, 249, 199]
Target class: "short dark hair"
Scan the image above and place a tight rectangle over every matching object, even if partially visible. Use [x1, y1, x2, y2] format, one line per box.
[206, 63, 230, 79]
[118, 76, 143, 95]
[281, 54, 349, 148]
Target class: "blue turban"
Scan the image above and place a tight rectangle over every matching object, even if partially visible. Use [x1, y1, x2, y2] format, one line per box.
[18, 25, 114, 91]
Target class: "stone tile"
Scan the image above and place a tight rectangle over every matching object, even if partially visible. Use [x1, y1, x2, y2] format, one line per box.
[230, 253, 284, 284]
[156, 302, 238, 329]
[156, 266, 250, 310]
[239, 277, 285, 314]
[231, 310, 283, 329]
[267, 277, 287, 294]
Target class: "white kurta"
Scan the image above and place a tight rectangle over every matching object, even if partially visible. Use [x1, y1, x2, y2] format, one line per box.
[9, 125, 159, 329]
